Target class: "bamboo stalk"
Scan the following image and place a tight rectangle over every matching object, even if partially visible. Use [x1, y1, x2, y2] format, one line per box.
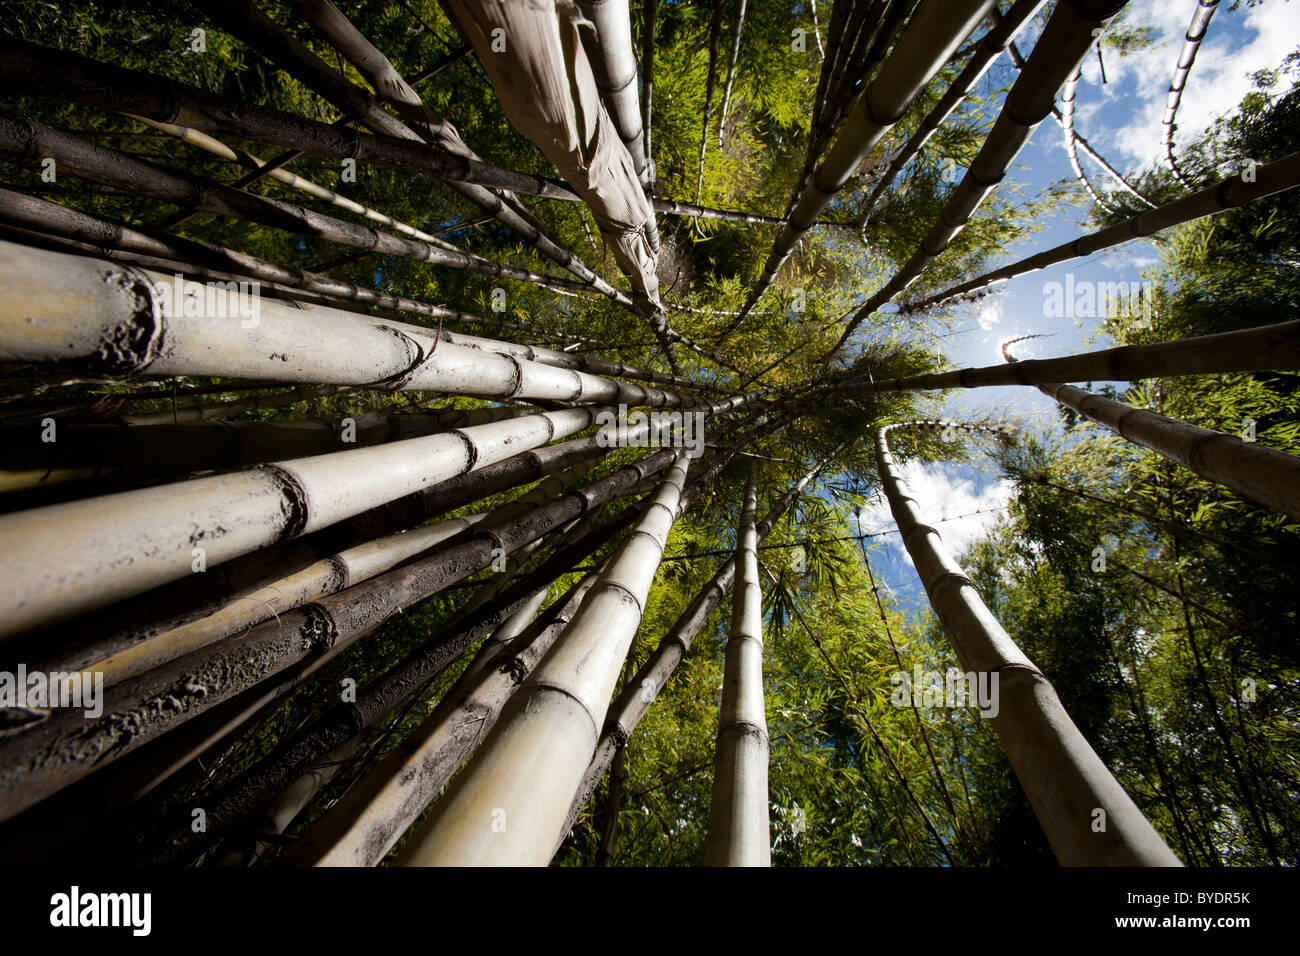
[0, 39, 809, 229]
[1162, 0, 1221, 188]
[577, 0, 650, 179]
[858, 319, 1300, 391]
[874, 424, 1181, 865]
[258, 420, 794, 866]
[140, 438, 748, 865]
[830, 0, 1131, 354]
[716, 0, 749, 145]
[1035, 380, 1300, 521]
[0, 401, 612, 639]
[906, 150, 1300, 313]
[703, 461, 770, 865]
[560, 444, 841, 838]
[1060, 64, 1118, 213]
[738, 0, 998, 319]
[0, 116, 606, 299]
[394, 452, 694, 865]
[856, 0, 1047, 225]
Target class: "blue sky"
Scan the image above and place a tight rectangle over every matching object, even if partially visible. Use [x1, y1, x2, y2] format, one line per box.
[852, 0, 1300, 613]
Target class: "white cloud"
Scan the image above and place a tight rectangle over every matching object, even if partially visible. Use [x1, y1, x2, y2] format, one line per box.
[859, 463, 1014, 567]
[1072, 0, 1300, 171]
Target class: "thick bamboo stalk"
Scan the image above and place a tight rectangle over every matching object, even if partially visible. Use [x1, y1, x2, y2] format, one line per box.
[280, 567, 601, 866]
[703, 462, 770, 866]
[136, 471, 625, 865]
[0, 116, 603, 298]
[0, 444, 694, 825]
[561, 444, 840, 842]
[394, 452, 694, 865]
[1162, 0, 1220, 188]
[0, 405, 529, 479]
[0, 189, 598, 348]
[30, 398, 762, 661]
[858, 319, 1300, 391]
[874, 424, 1181, 865]
[577, 0, 649, 179]
[739, 0, 998, 318]
[1036, 380, 1300, 521]
[831, 0, 1131, 354]
[0, 401, 608, 639]
[0, 241, 705, 406]
[906, 150, 1300, 313]
[857, 0, 1046, 224]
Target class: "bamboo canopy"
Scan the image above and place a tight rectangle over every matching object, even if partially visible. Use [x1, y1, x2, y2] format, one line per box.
[0, 0, 1294, 874]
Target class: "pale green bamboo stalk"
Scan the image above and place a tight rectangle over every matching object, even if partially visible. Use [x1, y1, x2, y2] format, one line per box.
[874, 423, 1181, 865]
[703, 461, 770, 866]
[395, 452, 694, 865]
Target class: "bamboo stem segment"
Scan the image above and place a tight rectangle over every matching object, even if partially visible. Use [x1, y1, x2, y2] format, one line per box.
[703, 461, 770, 866]
[874, 424, 1181, 866]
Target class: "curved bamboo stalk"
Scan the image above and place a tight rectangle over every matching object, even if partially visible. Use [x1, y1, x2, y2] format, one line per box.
[561, 445, 844, 838]
[703, 461, 770, 866]
[394, 452, 694, 865]
[577, 0, 649, 179]
[737, 0, 998, 320]
[873, 424, 1181, 866]
[1060, 64, 1119, 212]
[829, 0, 1131, 355]
[1162, 0, 1221, 189]
[905, 150, 1300, 313]
[1004, 37, 1156, 209]
[857, 319, 1300, 391]
[857, 0, 1046, 227]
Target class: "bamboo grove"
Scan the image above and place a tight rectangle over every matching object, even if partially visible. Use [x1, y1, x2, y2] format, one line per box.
[0, 0, 1296, 867]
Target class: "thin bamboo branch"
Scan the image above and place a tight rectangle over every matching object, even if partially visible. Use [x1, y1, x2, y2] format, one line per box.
[1162, 0, 1220, 189]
